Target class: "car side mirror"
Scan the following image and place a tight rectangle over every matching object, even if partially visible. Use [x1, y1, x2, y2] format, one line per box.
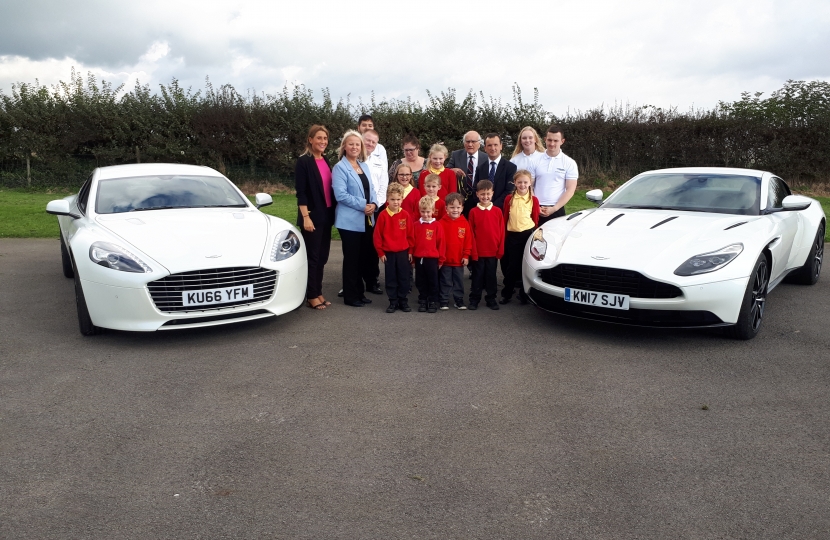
[255, 193, 273, 209]
[781, 195, 812, 211]
[586, 189, 603, 204]
[46, 200, 80, 219]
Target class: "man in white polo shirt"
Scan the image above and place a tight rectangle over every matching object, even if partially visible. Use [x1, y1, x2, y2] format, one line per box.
[532, 125, 578, 225]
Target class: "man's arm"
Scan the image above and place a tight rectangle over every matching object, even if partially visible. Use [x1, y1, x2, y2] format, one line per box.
[551, 179, 578, 214]
[446, 150, 458, 169]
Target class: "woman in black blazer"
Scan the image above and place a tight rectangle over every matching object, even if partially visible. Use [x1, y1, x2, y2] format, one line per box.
[295, 124, 336, 309]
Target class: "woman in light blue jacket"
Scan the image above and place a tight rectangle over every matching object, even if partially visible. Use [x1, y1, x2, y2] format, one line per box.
[332, 130, 379, 307]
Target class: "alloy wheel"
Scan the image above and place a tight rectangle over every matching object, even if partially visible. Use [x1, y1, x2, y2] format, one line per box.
[749, 260, 768, 331]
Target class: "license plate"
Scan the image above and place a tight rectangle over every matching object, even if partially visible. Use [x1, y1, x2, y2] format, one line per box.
[564, 287, 630, 310]
[182, 284, 254, 307]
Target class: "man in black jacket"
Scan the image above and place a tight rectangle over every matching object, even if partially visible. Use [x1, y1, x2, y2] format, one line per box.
[464, 133, 516, 214]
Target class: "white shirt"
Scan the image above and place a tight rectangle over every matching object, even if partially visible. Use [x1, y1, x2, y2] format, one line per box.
[464, 152, 481, 176]
[366, 144, 389, 205]
[510, 150, 544, 179]
[531, 151, 578, 206]
[484, 155, 501, 177]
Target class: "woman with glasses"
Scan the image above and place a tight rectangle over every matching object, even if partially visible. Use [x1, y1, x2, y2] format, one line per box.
[388, 134, 426, 191]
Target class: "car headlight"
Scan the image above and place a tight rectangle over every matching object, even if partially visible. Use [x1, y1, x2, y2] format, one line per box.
[270, 230, 301, 262]
[89, 241, 152, 273]
[674, 243, 743, 276]
[530, 228, 547, 261]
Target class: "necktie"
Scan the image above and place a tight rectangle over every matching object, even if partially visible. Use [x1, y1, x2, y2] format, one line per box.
[467, 156, 475, 189]
[489, 161, 496, 182]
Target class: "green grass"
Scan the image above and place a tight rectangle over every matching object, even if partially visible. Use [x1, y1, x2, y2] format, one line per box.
[2, 189, 828, 242]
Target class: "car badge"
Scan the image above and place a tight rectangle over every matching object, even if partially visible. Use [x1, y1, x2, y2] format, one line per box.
[591, 255, 610, 260]
[205, 254, 222, 258]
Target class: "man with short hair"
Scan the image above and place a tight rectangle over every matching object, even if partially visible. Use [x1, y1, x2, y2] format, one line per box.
[532, 125, 578, 225]
[465, 133, 516, 214]
[358, 114, 387, 176]
[448, 131, 488, 206]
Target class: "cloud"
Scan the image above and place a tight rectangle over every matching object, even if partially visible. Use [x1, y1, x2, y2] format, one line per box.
[1, 0, 829, 115]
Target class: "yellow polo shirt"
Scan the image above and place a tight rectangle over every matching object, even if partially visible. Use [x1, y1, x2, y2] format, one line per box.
[507, 192, 535, 232]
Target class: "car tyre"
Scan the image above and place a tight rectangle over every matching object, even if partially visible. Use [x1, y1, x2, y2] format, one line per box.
[60, 235, 74, 278]
[74, 270, 102, 336]
[785, 222, 824, 285]
[726, 254, 768, 340]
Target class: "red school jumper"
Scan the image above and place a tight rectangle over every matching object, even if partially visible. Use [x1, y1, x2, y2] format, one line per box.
[468, 204, 505, 260]
[502, 194, 540, 229]
[401, 185, 421, 218]
[418, 168, 457, 201]
[412, 218, 446, 265]
[439, 214, 473, 267]
[373, 207, 414, 258]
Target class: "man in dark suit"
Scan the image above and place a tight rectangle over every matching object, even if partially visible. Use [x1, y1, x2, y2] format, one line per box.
[448, 131, 488, 206]
[464, 133, 516, 214]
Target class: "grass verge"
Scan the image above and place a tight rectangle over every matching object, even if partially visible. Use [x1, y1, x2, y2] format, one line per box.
[2, 188, 828, 242]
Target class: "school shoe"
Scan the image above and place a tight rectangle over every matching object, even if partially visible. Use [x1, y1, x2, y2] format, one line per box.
[399, 300, 412, 312]
[468, 302, 478, 311]
[369, 283, 383, 295]
[487, 301, 500, 310]
[344, 299, 364, 307]
[427, 302, 438, 313]
[439, 302, 449, 310]
[360, 297, 372, 304]
[337, 289, 344, 297]
[499, 296, 512, 305]
[454, 299, 467, 310]
[386, 301, 398, 313]
[418, 302, 427, 312]
[518, 292, 529, 305]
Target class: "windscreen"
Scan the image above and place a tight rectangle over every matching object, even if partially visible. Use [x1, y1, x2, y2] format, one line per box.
[603, 173, 761, 215]
[95, 175, 248, 214]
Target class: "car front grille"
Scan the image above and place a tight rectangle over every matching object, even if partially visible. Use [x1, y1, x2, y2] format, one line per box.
[147, 267, 278, 313]
[539, 264, 682, 299]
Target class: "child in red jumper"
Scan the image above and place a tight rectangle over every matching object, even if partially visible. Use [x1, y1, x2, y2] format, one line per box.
[500, 169, 540, 305]
[418, 143, 457, 201]
[412, 196, 445, 313]
[421, 173, 446, 220]
[439, 192, 473, 310]
[468, 180, 505, 310]
[373, 183, 414, 313]
[395, 163, 421, 219]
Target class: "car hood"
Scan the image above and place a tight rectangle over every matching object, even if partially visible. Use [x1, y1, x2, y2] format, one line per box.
[96, 208, 269, 274]
[554, 208, 761, 271]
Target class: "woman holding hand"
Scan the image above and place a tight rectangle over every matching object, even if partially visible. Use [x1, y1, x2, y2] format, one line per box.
[332, 130, 379, 307]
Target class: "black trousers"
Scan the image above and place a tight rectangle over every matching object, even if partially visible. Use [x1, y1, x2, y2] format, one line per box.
[415, 257, 440, 304]
[339, 227, 376, 304]
[470, 256, 498, 304]
[301, 206, 334, 300]
[502, 228, 534, 299]
[384, 250, 411, 302]
[537, 206, 566, 226]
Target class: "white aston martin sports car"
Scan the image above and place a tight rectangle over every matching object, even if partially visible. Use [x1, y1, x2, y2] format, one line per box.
[47, 163, 307, 335]
[523, 167, 825, 339]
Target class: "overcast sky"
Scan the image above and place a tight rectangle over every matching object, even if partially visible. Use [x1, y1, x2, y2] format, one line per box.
[1, 0, 828, 116]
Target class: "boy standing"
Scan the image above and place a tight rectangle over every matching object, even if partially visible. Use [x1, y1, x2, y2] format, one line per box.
[468, 180, 505, 310]
[421, 173, 446, 220]
[412, 196, 445, 313]
[439, 193, 473, 310]
[373, 184, 414, 313]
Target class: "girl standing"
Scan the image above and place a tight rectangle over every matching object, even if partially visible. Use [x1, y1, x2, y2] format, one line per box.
[417, 143, 457, 200]
[500, 169, 540, 304]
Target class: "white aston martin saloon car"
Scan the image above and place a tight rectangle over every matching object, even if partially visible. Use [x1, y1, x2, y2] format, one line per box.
[523, 168, 825, 339]
[47, 164, 307, 335]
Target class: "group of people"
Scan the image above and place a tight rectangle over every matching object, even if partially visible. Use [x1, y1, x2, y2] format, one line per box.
[294, 115, 579, 312]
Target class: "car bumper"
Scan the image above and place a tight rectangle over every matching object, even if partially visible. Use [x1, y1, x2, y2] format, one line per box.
[523, 264, 748, 327]
[81, 265, 306, 332]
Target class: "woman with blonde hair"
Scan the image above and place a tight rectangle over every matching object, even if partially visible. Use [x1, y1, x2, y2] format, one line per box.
[332, 130, 378, 307]
[417, 143, 457, 200]
[510, 126, 545, 179]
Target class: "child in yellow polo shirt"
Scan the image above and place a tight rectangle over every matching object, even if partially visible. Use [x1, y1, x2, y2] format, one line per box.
[500, 169, 540, 304]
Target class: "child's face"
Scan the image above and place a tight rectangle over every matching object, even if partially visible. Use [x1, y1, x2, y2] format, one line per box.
[387, 193, 402, 211]
[477, 189, 494, 206]
[514, 175, 531, 194]
[420, 207, 434, 220]
[446, 200, 463, 219]
[424, 182, 440, 197]
[396, 170, 412, 187]
[429, 153, 446, 169]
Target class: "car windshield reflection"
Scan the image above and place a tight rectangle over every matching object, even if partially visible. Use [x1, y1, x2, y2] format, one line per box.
[95, 175, 248, 214]
[603, 173, 762, 215]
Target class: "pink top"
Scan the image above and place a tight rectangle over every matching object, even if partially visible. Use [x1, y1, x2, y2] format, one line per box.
[316, 158, 333, 207]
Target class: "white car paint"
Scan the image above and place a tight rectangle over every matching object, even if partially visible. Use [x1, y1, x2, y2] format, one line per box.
[48, 163, 307, 333]
[523, 167, 825, 336]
